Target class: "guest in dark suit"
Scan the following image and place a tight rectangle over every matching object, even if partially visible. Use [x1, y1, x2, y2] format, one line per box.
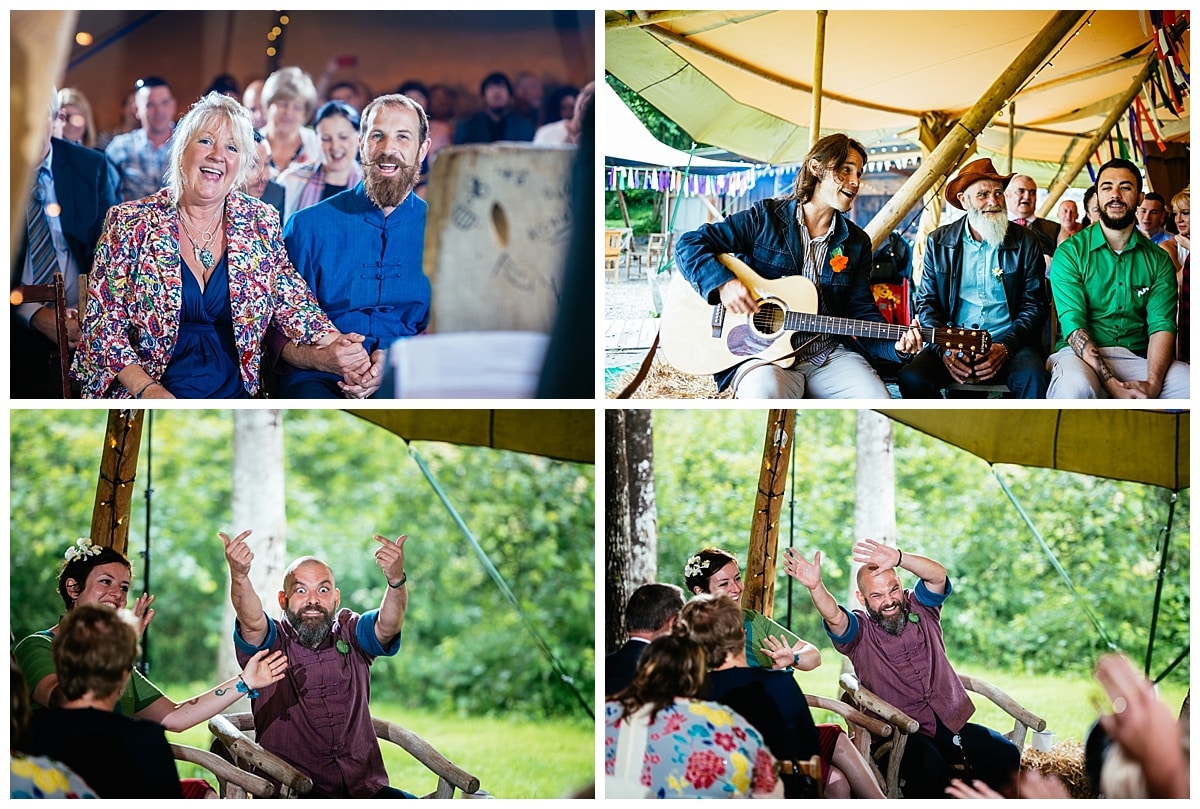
[604, 583, 684, 696]
[454, 72, 536, 145]
[13, 102, 118, 397]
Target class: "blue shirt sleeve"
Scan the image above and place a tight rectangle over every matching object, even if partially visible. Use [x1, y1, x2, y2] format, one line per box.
[233, 612, 278, 655]
[356, 609, 401, 657]
[914, 577, 952, 608]
[825, 605, 860, 644]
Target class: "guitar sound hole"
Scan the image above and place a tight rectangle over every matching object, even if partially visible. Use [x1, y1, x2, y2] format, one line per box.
[752, 302, 785, 337]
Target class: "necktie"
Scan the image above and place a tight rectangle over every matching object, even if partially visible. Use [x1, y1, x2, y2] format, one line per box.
[26, 169, 59, 285]
[1015, 218, 1028, 226]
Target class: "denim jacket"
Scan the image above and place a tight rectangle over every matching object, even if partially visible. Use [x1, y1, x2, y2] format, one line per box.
[675, 198, 899, 386]
[916, 216, 1049, 357]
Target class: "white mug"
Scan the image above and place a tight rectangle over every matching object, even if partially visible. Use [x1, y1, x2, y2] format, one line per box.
[1031, 729, 1056, 752]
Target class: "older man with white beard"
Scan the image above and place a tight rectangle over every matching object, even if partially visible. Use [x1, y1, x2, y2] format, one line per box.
[898, 158, 1049, 398]
[270, 93, 432, 398]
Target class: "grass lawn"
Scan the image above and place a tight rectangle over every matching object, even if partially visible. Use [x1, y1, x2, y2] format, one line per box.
[795, 660, 1188, 747]
[166, 701, 593, 799]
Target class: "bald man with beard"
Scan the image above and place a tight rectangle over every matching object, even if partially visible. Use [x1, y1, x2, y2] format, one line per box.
[271, 93, 432, 399]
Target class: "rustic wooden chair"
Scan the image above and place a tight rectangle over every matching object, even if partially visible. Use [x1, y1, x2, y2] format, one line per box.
[604, 229, 624, 281]
[805, 690, 896, 794]
[171, 743, 276, 798]
[208, 712, 480, 799]
[10, 270, 72, 398]
[644, 232, 672, 274]
[838, 672, 1046, 798]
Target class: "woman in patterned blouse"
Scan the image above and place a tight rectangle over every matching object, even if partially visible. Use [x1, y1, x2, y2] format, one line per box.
[72, 92, 368, 398]
[604, 633, 782, 798]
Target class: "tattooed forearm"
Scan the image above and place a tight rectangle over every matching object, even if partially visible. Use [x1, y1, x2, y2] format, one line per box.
[1067, 328, 1113, 383]
[215, 687, 229, 697]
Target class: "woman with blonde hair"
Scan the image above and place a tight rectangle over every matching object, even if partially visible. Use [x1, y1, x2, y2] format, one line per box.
[261, 66, 322, 177]
[54, 88, 99, 148]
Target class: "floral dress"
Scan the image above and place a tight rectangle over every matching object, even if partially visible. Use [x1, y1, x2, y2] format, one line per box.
[604, 698, 778, 798]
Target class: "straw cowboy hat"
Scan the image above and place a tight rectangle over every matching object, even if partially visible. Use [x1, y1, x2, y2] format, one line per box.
[944, 157, 1014, 210]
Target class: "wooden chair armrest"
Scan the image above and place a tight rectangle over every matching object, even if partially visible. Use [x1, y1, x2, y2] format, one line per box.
[208, 713, 314, 795]
[372, 718, 481, 795]
[959, 675, 1046, 732]
[171, 743, 276, 798]
[839, 673, 920, 734]
[806, 693, 893, 739]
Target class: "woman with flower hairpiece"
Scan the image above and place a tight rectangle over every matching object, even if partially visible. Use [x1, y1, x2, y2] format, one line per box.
[12, 537, 289, 799]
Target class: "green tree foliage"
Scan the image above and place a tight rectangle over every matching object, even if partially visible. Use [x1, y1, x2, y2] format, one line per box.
[652, 410, 1189, 685]
[10, 410, 594, 719]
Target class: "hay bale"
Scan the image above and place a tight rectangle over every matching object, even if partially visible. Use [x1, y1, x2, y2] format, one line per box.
[606, 355, 731, 399]
[1022, 742, 1092, 799]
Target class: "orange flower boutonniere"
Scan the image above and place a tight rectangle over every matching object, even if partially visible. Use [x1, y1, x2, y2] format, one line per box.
[830, 247, 849, 273]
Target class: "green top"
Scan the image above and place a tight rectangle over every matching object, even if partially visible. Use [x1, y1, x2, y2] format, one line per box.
[13, 630, 165, 716]
[1051, 224, 1177, 353]
[744, 608, 801, 669]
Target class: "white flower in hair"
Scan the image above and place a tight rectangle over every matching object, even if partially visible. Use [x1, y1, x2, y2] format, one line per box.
[683, 555, 710, 579]
[64, 537, 102, 563]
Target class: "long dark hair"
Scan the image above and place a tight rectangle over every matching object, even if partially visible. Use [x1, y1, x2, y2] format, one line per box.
[787, 132, 868, 204]
[57, 542, 132, 610]
[611, 633, 708, 723]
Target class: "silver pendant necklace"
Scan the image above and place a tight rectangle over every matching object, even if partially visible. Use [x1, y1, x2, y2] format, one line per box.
[179, 205, 224, 271]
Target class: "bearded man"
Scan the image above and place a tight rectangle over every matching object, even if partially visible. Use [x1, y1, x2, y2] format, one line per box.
[271, 93, 432, 398]
[783, 538, 1021, 798]
[1047, 158, 1189, 399]
[897, 158, 1049, 398]
[222, 529, 414, 798]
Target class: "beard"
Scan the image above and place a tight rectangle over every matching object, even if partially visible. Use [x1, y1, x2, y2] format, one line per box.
[866, 601, 908, 636]
[287, 605, 334, 648]
[363, 154, 421, 210]
[1100, 204, 1136, 231]
[966, 207, 1010, 247]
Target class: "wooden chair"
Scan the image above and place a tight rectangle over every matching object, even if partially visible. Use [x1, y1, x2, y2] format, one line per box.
[645, 232, 672, 274]
[10, 270, 71, 397]
[604, 229, 623, 281]
[171, 743, 276, 798]
[208, 712, 481, 799]
[775, 753, 823, 798]
[838, 672, 1046, 798]
[805, 692, 894, 795]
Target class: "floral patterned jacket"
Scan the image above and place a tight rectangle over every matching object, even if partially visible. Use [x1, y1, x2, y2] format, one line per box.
[71, 189, 335, 397]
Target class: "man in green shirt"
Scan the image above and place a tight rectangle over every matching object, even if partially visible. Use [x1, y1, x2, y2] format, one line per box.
[1047, 158, 1189, 399]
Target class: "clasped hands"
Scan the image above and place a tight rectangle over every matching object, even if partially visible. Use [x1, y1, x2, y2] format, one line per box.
[313, 331, 384, 399]
[942, 342, 1007, 382]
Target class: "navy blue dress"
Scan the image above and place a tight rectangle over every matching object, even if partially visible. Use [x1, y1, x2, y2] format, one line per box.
[160, 255, 248, 398]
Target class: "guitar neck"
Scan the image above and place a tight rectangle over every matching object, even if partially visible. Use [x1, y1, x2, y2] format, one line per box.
[783, 311, 931, 343]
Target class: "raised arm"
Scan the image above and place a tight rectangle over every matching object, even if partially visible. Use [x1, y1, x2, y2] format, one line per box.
[135, 648, 289, 732]
[853, 538, 946, 594]
[372, 534, 409, 646]
[220, 530, 268, 646]
[782, 548, 849, 636]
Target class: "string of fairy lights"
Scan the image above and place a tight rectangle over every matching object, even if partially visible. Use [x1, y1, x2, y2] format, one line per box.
[262, 12, 290, 72]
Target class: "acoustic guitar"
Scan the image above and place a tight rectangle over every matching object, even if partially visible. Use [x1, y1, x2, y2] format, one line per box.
[660, 254, 991, 375]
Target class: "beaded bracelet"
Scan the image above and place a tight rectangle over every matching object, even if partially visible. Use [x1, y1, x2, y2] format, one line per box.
[236, 676, 260, 700]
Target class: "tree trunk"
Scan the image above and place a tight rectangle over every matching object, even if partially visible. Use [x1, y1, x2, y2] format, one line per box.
[219, 410, 287, 683]
[605, 409, 658, 653]
[852, 411, 897, 606]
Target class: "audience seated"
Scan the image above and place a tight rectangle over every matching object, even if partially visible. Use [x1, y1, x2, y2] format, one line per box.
[454, 72, 535, 144]
[684, 594, 885, 799]
[20, 605, 184, 798]
[604, 583, 684, 696]
[261, 67, 322, 177]
[10, 659, 97, 798]
[533, 85, 579, 145]
[53, 88, 99, 149]
[604, 634, 782, 798]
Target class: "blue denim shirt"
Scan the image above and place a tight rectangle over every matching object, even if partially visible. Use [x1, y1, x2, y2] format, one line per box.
[675, 198, 899, 388]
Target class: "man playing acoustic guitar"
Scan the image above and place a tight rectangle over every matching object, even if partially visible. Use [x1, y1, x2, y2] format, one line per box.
[674, 133, 923, 398]
[897, 157, 1049, 398]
